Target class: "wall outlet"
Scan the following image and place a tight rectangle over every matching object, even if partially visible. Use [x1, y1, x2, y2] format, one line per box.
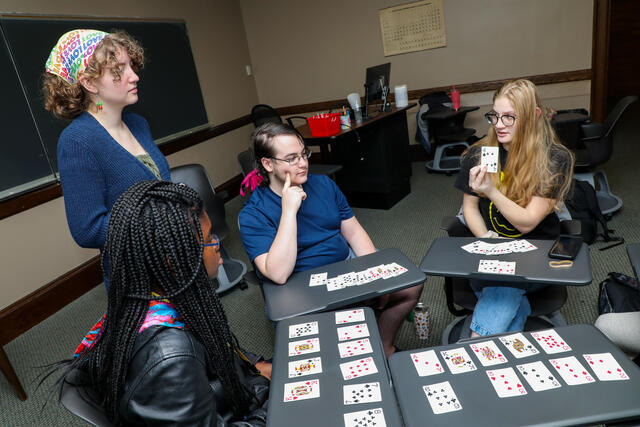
[245, 65, 252, 76]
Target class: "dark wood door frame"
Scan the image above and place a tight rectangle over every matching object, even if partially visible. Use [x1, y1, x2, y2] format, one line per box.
[590, 0, 611, 122]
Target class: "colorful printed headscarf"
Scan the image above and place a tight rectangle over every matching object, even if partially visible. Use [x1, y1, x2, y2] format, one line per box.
[45, 29, 108, 85]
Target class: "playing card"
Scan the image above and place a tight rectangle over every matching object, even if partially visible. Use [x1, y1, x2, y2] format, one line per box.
[335, 308, 366, 324]
[366, 265, 385, 281]
[355, 270, 371, 285]
[499, 333, 539, 358]
[288, 356, 322, 378]
[288, 337, 320, 357]
[583, 353, 629, 381]
[481, 146, 499, 173]
[516, 361, 561, 391]
[343, 408, 386, 427]
[423, 381, 462, 414]
[289, 321, 319, 338]
[496, 261, 516, 275]
[308, 272, 327, 287]
[339, 356, 378, 380]
[337, 323, 370, 341]
[531, 329, 572, 354]
[440, 348, 477, 374]
[411, 349, 445, 376]
[326, 276, 346, 292]
[338, 338, 374, 358]
[338, 272, 358, 287]
[550, 356, 596, 385]
[283, 378, 320, 402]
[486, 367, 527, 397]
[478, 259, 499, 273]
[386, 262, 408, 277]
[513, 239, 537, 252]
[343, 382, 382, 405]
[469, 340, 508, 366]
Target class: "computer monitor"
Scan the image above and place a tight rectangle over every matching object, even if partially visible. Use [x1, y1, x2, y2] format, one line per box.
[364, 62, 391, 117]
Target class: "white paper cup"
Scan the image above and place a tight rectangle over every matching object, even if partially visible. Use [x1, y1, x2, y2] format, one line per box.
[394, 84, 408, 108]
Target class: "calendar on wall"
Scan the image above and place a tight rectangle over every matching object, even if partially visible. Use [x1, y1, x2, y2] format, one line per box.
[379, 0, 446, 56]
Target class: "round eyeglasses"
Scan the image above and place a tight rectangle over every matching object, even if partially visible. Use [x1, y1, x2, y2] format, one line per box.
[485, 112, 517, 127]
[271, 149, 312, 166]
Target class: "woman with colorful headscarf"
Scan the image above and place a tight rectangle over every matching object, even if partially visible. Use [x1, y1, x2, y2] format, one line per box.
[43, 30, 170, 287]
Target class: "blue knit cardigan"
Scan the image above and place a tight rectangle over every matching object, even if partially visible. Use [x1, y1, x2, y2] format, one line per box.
[57, 112, 171, 250]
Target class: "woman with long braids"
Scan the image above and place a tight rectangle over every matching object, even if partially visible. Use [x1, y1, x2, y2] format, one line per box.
[58, 180, 270, 425]
[454, 79, 574, 337]
[43, 30, 170, 287]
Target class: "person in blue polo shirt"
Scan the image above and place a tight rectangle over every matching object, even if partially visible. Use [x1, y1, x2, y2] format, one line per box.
[239, 123, 422, 357]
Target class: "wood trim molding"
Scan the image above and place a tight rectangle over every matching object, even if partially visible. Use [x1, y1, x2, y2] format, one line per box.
[590, 0, 611, 122]
[0, 69, 590, 220]
[276, 69, 592, 117]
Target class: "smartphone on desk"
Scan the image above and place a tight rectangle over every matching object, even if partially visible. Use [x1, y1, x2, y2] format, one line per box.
[548, 235, 583, 260]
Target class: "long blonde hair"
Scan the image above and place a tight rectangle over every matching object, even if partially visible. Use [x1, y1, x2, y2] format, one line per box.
[465, 79, 574, 209]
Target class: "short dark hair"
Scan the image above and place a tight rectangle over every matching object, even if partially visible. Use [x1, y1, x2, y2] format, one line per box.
[251, 122, 305, 187]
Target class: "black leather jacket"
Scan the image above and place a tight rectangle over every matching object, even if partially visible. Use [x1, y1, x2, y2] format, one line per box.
[119, 326, 269, 426]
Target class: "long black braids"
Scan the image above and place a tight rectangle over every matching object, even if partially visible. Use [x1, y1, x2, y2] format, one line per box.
[63, 180, 255, 423]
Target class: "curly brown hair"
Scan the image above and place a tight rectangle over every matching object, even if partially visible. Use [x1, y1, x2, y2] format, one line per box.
[42, 30, 144, 120]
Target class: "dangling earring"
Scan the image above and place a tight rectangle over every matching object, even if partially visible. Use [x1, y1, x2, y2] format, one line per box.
[97, 101, 103, 111]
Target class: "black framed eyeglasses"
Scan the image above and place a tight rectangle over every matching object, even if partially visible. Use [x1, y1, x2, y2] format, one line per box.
[271, 149, 312, 166]
[485, 112, 517, 127]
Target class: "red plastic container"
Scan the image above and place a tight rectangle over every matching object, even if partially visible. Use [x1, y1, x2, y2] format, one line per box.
[307, 113, 341, 137]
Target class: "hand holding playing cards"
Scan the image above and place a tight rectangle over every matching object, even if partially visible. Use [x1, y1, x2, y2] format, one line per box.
[469, 165, 495, 195]
[281, 173, 306, 214]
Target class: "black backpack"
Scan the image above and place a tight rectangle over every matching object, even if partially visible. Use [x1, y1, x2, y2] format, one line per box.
[598, 272, 640, 314]
[565, 179, 615, 244]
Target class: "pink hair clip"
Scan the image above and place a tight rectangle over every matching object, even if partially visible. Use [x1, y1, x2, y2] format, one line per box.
[240, 169, 263, 196]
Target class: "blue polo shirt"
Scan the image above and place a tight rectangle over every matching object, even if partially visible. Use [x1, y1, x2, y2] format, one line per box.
[239, 174, 354, 272]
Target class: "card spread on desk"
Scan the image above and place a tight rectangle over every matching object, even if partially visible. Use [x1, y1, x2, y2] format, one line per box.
[462, 239, 537, 255]
[308, 272, 327, 287]
[337, 323, 370, 341]
[326, 276, 346, 292]
[440, 348, 477, 374]
[340, 356, 378, 380]
[423, 381, 462, 414]
[531, 329, 572, 354]
[343, 382, 382, 405]
[481, 146, 499, 173]
[335, 308, 366, 324]
[516, 361, 561, 391]
[411, 349, 445, 376]
[550, 356, 596, 385]
[288, 337, 320, 357]
[583, 353, 629, 381]
[469, 340, 508, 366]
[343, 407, 387, 427]
[486, 367, 527, 398]
[283, 379, 320, 402]
[499, 333, 539, 358]
[289, 321, 319, 339]
[478, 259, 516, 275]
[288, 356, 322, 378]
[338, 338, 373, 358]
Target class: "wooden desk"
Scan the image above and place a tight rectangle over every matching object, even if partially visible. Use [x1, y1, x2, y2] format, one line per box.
[297, 105, 414, 210]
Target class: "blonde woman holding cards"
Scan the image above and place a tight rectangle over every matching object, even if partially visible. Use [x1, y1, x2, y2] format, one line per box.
[454, 79, 574, 337]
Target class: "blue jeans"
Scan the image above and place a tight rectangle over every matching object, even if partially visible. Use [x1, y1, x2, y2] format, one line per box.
[469, 280, 547, 336]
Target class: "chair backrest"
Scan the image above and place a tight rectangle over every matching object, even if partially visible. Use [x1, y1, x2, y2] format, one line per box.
[602, 95, 638, 138]
[237, 149, 256, 177]
[60, 370, 113, 427]
[170, 164, 230, 240]
[251, 104, 282, 128]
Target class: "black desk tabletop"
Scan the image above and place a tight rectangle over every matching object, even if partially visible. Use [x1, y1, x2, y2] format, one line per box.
[389, 324, 640, 427]
[262, 248, 426, 321]
[420, 237, 592, 286]
[421, 105, 479, 121]
[267, 307, 404, 427]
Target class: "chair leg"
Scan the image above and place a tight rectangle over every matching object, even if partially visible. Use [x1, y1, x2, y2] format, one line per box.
[0, 346, 27, 401]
